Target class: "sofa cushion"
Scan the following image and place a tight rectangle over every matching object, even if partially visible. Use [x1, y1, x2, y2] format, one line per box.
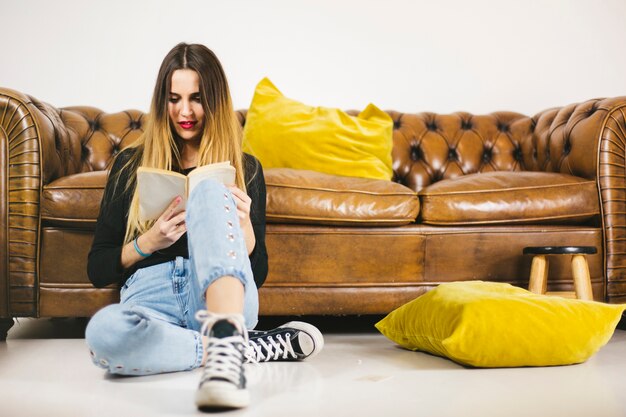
[419, 171, 599, 225]
[242, 77, 394, 180]
[375, 281, 624, 367]
[42, 171, 106, 227]
[265, 168, 420, 226]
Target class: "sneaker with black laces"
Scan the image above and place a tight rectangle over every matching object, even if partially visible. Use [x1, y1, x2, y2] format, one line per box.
[195, 311, 249, 410]
[245, 321, 324, 363]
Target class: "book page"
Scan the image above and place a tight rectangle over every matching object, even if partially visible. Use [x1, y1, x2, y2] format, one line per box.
[188, 161, 236, 195]
[137, 168, 187, 221]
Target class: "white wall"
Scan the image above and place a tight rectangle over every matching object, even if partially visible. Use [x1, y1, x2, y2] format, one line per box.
[2, 0, 626, 115]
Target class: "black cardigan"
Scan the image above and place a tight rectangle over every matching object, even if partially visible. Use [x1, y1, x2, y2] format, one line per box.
[87, 148, 268, 289]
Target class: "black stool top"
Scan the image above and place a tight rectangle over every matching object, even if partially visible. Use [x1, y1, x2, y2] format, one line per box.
[523, 246, 597, 255]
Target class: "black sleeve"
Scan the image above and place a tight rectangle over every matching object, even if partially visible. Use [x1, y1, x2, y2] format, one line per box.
[245, 154, 269, 288]
[87, 150, 135, 288]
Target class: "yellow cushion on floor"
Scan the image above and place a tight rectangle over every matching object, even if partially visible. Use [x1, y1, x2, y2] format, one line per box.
[375, 281, 625, 368]
[242, 78, 393, 180]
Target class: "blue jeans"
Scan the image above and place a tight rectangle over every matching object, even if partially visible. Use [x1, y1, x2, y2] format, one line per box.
[85, 180, 259, 375]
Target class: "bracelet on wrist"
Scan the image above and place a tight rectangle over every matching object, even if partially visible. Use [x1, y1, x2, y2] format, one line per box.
[133, 237, 151, 257]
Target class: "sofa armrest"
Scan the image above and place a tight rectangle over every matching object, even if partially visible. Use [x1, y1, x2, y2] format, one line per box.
[0, 88, 145, 319]
[593, 98, 626, 302]
[0, 87, 66, 317]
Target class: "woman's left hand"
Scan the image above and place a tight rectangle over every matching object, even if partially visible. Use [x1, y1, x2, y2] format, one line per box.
[227, 185, 256, 255]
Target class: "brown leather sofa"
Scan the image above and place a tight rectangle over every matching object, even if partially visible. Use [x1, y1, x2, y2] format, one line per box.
[2, 86, 626, 339]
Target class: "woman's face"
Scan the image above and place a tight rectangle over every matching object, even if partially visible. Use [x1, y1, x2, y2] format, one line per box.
[168, 69, 205, 142]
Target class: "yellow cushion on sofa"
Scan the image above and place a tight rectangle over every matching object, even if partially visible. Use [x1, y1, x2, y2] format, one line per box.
[242, 78, 393, 180]
[375, 281, 624, 368]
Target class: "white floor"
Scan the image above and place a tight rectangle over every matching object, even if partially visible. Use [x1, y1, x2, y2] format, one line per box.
[1, 317, 626, 417]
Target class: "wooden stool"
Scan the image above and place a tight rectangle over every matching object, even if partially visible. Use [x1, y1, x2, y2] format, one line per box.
[523, 246, 597, 301]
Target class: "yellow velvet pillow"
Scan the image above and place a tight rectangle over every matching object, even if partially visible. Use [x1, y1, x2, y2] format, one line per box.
[375, 281, 625, 368]
[242, 78, 394, 180]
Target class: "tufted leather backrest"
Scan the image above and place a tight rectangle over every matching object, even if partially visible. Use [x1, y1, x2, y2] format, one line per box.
[388, 98, 605, 191]
[44, 99, 610, 191]
[56, 106, 145, 173]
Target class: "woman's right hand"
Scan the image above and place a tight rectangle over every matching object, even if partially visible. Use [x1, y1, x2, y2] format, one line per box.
[141, 196, 188, 253]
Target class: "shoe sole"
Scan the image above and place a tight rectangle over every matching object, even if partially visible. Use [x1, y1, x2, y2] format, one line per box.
[195, 382, 250, 410]
[279, 321, 324, 360]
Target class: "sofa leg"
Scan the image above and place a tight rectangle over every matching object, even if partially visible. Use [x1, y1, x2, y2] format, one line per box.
[0, 318, 14, 341]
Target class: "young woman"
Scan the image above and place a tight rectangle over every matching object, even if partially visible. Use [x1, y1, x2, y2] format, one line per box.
[85, 43, 323, 410]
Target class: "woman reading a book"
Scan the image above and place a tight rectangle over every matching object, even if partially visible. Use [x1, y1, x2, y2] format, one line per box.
[84, 43, 323, 410]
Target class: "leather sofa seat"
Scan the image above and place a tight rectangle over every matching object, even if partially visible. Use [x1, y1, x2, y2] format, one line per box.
[419, 172, 600, 225]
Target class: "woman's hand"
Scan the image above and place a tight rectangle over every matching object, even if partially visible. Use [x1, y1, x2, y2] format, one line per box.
[228, 185, 256, 255]
[141, 196, 187, 253]
[120, 196, 186, 268]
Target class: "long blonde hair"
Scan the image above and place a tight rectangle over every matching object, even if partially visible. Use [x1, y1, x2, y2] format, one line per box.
[117, 43, 246, 244]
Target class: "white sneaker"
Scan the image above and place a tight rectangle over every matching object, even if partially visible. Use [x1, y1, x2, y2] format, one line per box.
[246, 321, 324, 363]
[195, 311, 249, 410]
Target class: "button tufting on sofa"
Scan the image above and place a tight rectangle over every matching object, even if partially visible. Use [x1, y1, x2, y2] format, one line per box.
[482, 147, 492, 162]
[410, 145, 421, 161]
[461, 119, 473, 130]
[587, 105, 597, 116]
[88, 120, 100, 131]
[563, 140, 571, 155]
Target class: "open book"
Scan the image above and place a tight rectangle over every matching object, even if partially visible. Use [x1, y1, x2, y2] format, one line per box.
[137, 161, 236, 221]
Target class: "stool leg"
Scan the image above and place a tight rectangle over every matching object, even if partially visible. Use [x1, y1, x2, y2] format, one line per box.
[572, 254, 593, 301]
[529, 255, 549, 295]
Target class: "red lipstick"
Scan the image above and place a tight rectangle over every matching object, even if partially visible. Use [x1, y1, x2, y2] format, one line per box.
[179, 121, 196, 130]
